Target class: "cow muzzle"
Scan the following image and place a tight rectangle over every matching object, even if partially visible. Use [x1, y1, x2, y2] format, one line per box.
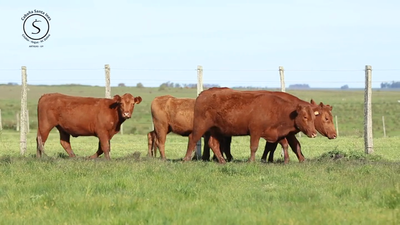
[122, 112, 131, 119]
[328, 133, 337, 139]
[307, 132, 317, 138]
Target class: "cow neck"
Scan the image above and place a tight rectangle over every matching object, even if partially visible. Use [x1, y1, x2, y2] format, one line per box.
[117, 112, 126, 125]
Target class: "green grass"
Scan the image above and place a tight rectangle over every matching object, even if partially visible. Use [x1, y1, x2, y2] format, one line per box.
[0, 130, 399, 224]
[1, 84, 400, 136]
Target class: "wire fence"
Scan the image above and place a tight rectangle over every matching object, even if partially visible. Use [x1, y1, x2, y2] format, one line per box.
[1, 66, 399, 88]
[0, 65, 399, 155]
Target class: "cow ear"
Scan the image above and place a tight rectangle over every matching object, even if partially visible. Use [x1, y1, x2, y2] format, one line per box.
[310, 99, 317, 105]
[314, 110, 320, 116]
[113, 95, 122, 103]
[296, 104, 303, 113]
[134, 96, 142, 104]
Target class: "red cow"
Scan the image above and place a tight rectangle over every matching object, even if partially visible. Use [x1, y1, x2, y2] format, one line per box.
[36, 93, 142, 159]
[261, 99, 336, 163]
[201, 92, 337, 163]
[150, 95, 232, 161]
[182, 87, 318, 164]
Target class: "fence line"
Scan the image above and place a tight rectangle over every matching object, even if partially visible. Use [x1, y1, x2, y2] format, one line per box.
[7, 64, 390, 157]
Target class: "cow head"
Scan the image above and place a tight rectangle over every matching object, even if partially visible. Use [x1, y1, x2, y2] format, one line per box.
[310, 99, 337, 139]
[294, 104, 318, 138]
[113, 93, 142, 119]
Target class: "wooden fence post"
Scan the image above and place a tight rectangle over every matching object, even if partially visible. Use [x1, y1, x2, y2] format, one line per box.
[0, 109, 2, 131]
[279, 66, 285, 92]
[335, 115, 339, 137]
[16, 112, 20, 131]
[105, 64, 111, 99]
[27, 110, 30, 133]
[20, 66, 28, 155]
[195, 65, 203, 160]
[382, 116, 386, 138]
[364, 65, 374, 154]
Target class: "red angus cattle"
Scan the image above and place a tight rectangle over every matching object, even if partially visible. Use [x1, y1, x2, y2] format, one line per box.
[36, 93, 142, 159]
[201, 92, 337, 163]
[261, 99, 336, 163]
[182, 87, 318, 164]
[150, 95, 195, 160]
[150, 95, 232, 161]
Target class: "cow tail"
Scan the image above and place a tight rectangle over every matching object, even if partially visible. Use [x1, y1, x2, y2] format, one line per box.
[36, 129, 44, 158]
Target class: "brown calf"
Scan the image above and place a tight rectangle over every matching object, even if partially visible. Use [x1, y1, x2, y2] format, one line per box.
[36, 93, 142, 159]
[150, 95, 232, 161]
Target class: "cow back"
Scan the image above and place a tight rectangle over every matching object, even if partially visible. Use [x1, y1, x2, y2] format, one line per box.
[151, 95, 195, 135]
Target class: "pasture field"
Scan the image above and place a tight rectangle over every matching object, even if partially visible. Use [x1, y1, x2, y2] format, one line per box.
[1, 84, 400, 137]
[0, 130, 399, 224]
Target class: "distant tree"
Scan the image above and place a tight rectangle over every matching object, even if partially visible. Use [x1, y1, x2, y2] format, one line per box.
[118, 83, 126, 87]
[203, 84, 221, 88]
[341, 84, 349, 90]
[174, 83, 181, 88]
[381, 81, 400, 88]
[136, 82, 144, 88]
[288, 84, 310, 89]
[232, 86, 267, 90]
[158, 83, 168, 91]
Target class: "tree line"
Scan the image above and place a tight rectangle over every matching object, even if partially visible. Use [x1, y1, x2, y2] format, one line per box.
[381, 81, 400, 89]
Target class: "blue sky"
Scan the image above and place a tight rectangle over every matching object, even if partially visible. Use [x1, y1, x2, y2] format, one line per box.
[1, 0, 399, 88]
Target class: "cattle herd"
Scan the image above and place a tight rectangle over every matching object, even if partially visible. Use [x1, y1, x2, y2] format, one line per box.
[36, 87, 337, 163]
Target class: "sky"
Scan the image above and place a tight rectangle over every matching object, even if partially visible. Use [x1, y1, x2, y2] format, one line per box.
[1, 0, 399, 88]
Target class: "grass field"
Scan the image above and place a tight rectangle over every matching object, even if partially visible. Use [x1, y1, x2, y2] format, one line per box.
[0, 85, 399, 224]
[0, 130, 400, 224]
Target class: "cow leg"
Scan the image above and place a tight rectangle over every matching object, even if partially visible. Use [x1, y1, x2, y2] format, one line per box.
[36, 126, 52, 158]
[249, 135, 261, 162]
[286, 134, 305, 162]
[90, 142, 104, 159]
[279, 138, 290, 163]
[153, 126, 168, 160]
[90, 133, 111, 160]
[261, 141, 278, 163]
[147, 132, 153, 157]
[221, 136, 233, 162]
[101, 139, 112, 160]
[208, 135, 226, 164]
[211, 136, 232, 162]
[91, 138, 112, 160]
[57, 128, 76, 157]
[151, 133, 158, 157]
[156, 133, 167, 160]
[147, 131, 157, 157]
[183, 128, 208, 161]
[201, 133, 211, 161]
